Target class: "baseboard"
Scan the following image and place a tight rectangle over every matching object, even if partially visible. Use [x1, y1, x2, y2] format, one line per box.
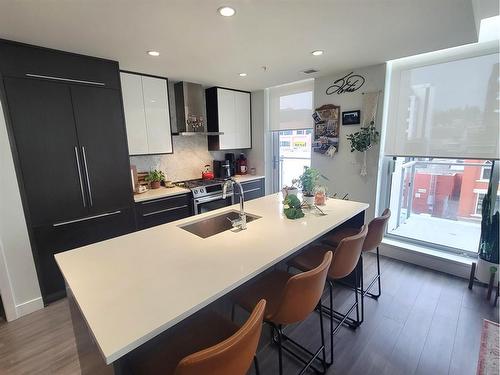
[379, 239, 474, 279]
[15, 297, 44, 318]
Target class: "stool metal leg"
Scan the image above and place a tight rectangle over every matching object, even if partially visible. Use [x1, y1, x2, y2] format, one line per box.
[254, 356, 261, 375]
[364, 246, 382, 299]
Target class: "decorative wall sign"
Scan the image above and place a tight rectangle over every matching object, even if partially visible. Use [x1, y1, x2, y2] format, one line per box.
[342, 110, 361, 125]
[326, 72, 365, 95]
[312, 104, 340, 155]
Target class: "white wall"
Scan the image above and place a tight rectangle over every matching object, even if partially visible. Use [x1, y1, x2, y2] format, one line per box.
[312, 64, 386, 222]
[0, 99, 43, 321]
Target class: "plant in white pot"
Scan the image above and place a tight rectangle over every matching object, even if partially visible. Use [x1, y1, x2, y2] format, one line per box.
[298, 167, 328, 207]
[476, 161, 499, 284]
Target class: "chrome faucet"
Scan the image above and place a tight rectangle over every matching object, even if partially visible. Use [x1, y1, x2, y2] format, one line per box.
[222, 178, 247, 230]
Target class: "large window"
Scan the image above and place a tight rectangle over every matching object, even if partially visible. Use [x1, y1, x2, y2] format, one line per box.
[276, 129, 312, 189]
[380, 40, 499, 256]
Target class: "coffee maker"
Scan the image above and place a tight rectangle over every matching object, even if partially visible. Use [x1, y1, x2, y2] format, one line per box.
[213, 153, 236, 179]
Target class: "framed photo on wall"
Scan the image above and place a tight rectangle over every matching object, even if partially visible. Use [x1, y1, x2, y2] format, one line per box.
[342, 110, 361, 125]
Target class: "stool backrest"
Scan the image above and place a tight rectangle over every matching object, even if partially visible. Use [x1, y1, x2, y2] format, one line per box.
[271, 251, 332, 325]
[363, 208, 391, 252]
[329, 225, 368, 280]
[174, 299, 266, 375]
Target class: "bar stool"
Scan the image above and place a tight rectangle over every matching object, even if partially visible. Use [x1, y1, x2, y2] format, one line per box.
[129, 299, 266, 375]
[288, 225, 368, 364]
[231, 251, 333, 375]
[322, 208, 391, 318]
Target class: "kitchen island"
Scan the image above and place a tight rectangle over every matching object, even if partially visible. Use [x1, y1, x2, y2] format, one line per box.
[55, 193, 368, 374]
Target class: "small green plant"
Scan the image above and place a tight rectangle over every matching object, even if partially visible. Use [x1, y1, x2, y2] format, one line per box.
[145, 169, 165, 183]
[346, 121, 380, 152]
[298, 167, 327, 197]
[283, 194, 305, 219]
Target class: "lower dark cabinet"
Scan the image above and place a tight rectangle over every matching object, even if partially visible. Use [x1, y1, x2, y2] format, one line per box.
[235, 178, 265, 202]
[32, 208, 135, 303]
[135, 194, 192, 230]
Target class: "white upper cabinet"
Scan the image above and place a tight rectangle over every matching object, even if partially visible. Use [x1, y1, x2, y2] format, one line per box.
[120, 72, 173, 155]
[207, 87, 251, 150]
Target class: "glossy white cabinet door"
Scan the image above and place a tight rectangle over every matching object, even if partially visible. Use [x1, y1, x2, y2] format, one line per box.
[120, 72, 148, 154]
[234, 91, 251, 149]
[217, 88, 236, 150]
[142, 76, 172, 154]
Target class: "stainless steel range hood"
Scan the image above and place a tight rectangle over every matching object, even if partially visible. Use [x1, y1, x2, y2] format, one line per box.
[174, 81, 223, 136]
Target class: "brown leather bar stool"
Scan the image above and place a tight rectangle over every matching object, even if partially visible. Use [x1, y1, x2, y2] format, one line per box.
[323, 208, 391, 306]
[231, 251, 333, 375]
[288, 225, 368, 364]
[129, 299, 266, 375]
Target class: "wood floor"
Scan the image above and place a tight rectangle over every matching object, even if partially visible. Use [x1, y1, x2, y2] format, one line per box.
[0, 254, 498, 375]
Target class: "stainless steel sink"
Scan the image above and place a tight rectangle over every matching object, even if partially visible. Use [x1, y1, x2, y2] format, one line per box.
[179, 210, 261, 238]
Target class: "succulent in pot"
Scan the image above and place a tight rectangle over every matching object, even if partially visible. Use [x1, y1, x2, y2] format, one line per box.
[282, 178, 299, 198]
[145, 169, 166, 189]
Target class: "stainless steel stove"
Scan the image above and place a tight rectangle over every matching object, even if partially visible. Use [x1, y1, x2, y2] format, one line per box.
[178, 178, 234, 214]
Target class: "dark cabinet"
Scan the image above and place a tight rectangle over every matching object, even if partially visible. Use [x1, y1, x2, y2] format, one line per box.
[0, 39, 121, 89]
[4, 78, 89, 226]
[71, 86, 132, 214]
[33, 209, 135, 302]
[135, 194, 192, 230]
[235, 178, 265, 202]
[0, 39, 134, 303]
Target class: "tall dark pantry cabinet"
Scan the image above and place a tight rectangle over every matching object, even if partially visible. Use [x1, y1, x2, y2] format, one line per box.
[0, 40, 135, 303]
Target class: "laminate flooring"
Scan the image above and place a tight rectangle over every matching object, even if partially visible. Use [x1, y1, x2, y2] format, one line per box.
[0, 254, 497, 375]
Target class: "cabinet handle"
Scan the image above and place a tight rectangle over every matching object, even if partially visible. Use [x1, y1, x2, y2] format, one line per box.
[142, 205, 189, 217]
[81, 146, 93, 207]
[53, 210, 121, 227]
[243, 187, 261, 194]
[25, 73, 105, 86]
[141, 195, 188, 205]
[74, 147, 86, 208]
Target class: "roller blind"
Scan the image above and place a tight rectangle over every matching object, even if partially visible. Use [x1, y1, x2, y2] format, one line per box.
[384, 41, 499, 159]
[269, 79, 314, 131]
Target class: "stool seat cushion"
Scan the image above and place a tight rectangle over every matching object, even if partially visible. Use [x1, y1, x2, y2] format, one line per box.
[129, 310, 239, 375]
[289, 246, 331, 274]
[322, 228, 359, 247]
[231, 270, 291, 321]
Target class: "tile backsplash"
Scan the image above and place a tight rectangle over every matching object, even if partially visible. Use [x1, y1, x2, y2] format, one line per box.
[130, 135, 226, 182]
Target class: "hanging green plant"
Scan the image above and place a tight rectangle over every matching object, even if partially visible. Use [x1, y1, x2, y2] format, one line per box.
[346, 121, 380, 152]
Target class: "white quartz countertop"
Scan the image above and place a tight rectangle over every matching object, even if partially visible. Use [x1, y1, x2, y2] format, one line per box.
[133, 186, 190, 202]
[55, 194, 368, 365]
[133, 176, 264, 203]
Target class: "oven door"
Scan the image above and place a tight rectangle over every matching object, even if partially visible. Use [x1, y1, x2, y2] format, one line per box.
[193, 193, 234, 215]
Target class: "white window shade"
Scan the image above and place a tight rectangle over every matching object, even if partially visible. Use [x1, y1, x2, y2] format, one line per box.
[384, 41, 499, 159]
[269, 79, 314, 131]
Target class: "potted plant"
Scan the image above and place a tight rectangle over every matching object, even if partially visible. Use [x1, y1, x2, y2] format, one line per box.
[476, 161, 499, 284]
[145, 169, 165, 189]
[346, 120, 380, 176]
[282, 178, 299, 197]
[298, 167, 323, 206]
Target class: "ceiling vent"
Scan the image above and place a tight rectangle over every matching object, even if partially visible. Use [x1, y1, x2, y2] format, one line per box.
[302, 68, 319, 74]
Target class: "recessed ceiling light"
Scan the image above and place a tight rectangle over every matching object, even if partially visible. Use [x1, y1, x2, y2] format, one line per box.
[239, 73, 247, 77]
[147, 51, 160, 57]
[311, 50, 324, 56]
[218, 6, 236, 17]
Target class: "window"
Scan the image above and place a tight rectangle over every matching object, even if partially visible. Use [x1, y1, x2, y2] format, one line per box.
[481, 161, 492, 181]
[268, 79, 314, 192]
[386, 158, 494, 254]
[380, 40, 499, 257]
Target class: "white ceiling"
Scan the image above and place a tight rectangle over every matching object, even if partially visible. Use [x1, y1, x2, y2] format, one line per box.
[0, 0, 477, 91]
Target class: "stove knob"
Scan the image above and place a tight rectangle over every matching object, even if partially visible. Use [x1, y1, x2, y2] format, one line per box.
[193, 188, 198, 195]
